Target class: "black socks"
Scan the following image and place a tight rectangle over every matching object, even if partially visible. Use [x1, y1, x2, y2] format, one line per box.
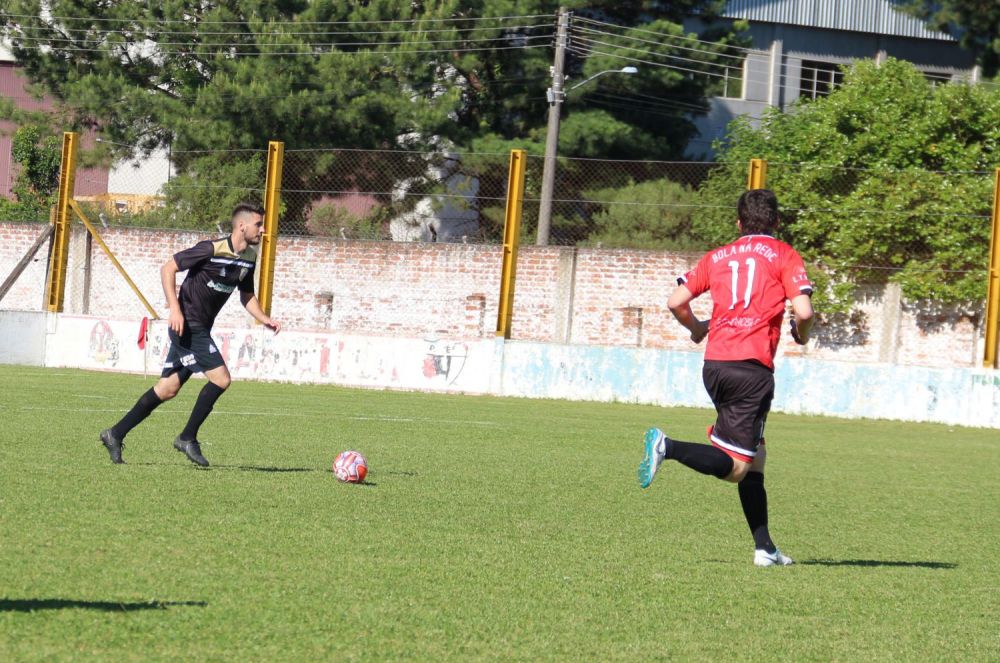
[112, 388, 163, 439]
[180, 382, 227, 441]
[662, 438, 775, 553]
[739, 471, 776, 553]
[665, 439, 734, 479]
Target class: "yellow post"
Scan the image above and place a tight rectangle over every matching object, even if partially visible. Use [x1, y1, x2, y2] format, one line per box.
[984, 168, 1000, 368]
[496, 149, 527, 339]
[69, 200, 159, 319]
[46, 132, 78, 312]
[258, 140, 284, 317]
[747, 158, 768, 190]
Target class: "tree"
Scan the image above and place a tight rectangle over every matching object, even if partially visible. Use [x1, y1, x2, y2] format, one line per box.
[581, 179, 705, 250]
[0, 125, 61, 222]
[903, 0, 1000, 76]
[693, 59, 1000, 309]
[0, 0, 747, 236]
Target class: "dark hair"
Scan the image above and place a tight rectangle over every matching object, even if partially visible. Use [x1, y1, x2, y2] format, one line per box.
[737, 189, 779, 235]
[231, 202, 264, 219]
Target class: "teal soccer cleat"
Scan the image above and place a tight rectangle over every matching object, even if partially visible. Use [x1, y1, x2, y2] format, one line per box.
[637, 427, 668, 488]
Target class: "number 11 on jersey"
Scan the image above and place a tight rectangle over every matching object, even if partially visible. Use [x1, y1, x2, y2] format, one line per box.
[727, 258, 757, 310]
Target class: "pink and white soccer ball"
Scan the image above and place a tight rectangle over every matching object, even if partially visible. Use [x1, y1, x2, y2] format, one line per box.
[333, 450, 368, 483]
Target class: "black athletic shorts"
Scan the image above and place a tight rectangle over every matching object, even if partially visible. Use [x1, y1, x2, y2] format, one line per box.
[161, 325, 226, 377]
[702, 359, 774, 463]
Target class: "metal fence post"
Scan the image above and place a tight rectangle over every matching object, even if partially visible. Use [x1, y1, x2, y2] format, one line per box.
[497, 149, 527, 339]
[259, 140, 284, 317]
[747, 158, 768, 190]
[46, 131, 78, 312]
[984, 168, 1000, 368]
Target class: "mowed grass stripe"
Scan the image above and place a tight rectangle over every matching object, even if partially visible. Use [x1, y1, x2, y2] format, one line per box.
[0, 366, 997, 661]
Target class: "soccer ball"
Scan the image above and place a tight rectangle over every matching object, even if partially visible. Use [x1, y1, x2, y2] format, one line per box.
[332, 450, 368, 483]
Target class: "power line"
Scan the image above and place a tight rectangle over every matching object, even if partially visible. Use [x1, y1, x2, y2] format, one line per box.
[571, 34, 742, 75]
[10, 42, 551, 57]
[5, 22, 554, 38]
[572, 23, 748, 63]
[584, 96, 694, 119]
[572, 34, 849, 83]
[567, 44, 896, 102]
[571, 17, 980, 95]
[1, 12, 556, 26]
[573, 16, 757, 54]
[5, 32, 553, 49]
[584, 91, 708, 114]
[568, 45, 735, 82]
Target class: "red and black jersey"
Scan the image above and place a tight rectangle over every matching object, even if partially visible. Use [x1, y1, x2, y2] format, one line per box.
[173, 237, 257, 329]
[679, 234, 812, 369]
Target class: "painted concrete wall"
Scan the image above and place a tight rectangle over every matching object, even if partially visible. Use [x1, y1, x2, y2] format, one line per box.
[502, 340, 1000, 428]
[0, 310, 47, 365]
[4, 311, 998, 429]
[41, 315, 495, 395]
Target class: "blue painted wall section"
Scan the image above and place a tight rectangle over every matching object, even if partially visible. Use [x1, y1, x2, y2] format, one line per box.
[501, 342, 1000, 429]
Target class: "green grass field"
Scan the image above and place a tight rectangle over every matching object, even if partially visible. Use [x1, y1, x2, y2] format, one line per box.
[1, 365, 997, 661]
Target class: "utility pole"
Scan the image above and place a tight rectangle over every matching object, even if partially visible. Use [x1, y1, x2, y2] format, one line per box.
[537, 8, 570, 246]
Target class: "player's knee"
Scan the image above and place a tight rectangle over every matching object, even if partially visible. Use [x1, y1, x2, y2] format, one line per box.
[211, 375, 231, 391]
[724, 460, 751, 483]
[155, 381, 180, 401]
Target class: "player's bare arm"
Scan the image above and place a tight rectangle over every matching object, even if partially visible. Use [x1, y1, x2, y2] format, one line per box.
[667, 285, 709, 344]
[241, 291, 281, 334]
[788, 293, 814, 345]
[161, 258, 184, 335]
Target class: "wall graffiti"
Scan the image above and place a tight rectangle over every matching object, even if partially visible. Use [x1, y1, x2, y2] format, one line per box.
[423, 337, 469, 385]
[88, 320, 120, 366]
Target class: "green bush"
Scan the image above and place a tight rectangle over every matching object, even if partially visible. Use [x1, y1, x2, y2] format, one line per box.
[582, 179, 708, 251]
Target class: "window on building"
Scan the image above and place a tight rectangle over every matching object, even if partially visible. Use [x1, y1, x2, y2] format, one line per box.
[724, 61, 745, 99]
[799, 60, 845, 100]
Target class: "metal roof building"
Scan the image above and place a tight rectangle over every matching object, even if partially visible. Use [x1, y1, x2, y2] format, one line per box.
[720, 0, 955, 41]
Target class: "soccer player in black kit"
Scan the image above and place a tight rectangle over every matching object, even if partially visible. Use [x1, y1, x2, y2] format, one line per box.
[100, 203, 281, 466]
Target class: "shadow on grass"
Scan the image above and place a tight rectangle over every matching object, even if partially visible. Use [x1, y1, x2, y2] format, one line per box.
[216, 465, 318, 473]
[131, 462, 317, 473]
[0, 598, 207, 612]
[799, 559, 957, 569]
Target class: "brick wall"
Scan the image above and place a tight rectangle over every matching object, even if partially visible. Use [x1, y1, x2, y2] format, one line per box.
[0, 222, 51, 310]
[0, 222, 986, 368]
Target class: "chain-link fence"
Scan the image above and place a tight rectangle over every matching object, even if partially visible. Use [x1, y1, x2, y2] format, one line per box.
[540, 156, 994, 305]
[528, 155, 723, 248]
[2, 145, 996, 367]
[279, 148, 511, 242]
[0, 222, 51, 312]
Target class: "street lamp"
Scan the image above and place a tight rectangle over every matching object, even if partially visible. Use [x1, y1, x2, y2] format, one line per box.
[537, 65, 638, 245]
[567, 66, 638, 92]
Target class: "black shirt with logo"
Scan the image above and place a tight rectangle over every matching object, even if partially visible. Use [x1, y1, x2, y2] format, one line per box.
[173, 237, 257, 329]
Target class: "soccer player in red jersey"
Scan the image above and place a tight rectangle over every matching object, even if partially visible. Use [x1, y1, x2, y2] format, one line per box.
[637, 189, 815, 567]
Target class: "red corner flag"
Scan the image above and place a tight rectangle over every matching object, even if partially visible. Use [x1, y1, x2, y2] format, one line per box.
[137, 317, 149, 349]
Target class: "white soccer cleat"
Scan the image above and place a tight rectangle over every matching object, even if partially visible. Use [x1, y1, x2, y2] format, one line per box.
[754, 548, 794, 567]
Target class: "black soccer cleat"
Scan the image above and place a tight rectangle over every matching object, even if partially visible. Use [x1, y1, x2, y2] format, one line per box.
[100, 428, 125, 464]
[173, 437, 210, 467]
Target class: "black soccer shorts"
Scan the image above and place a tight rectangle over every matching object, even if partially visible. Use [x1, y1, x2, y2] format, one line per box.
[702, 359, 775, 464]
[161, 325, 226, 377]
